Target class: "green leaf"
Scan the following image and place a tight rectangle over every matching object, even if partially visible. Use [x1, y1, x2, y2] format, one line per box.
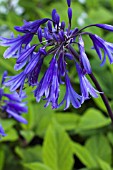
[85, 134, 112, 164]
[80, 169, 97, 170]
[7, 12, 23, 34]
[86, 0, 99, 8]
[0, 128, 18, 142]
[76, 108, 111, 133]
[37, 8, 51, 19]
[24, 162, 52, 170]
[15, 146, 42, 163]
[88, 7, 113, 23]
[93, 97, 106, 113]
[107, 132, 113, 146]
[97, 158, 112, 170]
[0, 147, 5, 170]
[21, 103, 36, 130]
[34, 103, 55, 137]
[43, 119, 74, 170]
[3, 145, 21, 170]
[72, 142, 97, 168]
[20, 130, 35, 143]
[54, 113, 80, 131]
[0, 119, 16, 131]
[91, 59, 113, 99]
[0, 57, 16, 74]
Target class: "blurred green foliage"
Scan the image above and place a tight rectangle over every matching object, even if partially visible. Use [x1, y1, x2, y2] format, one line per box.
[0, 0, 113, 169]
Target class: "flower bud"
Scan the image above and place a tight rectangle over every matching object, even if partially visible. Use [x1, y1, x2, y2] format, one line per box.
[52, 9, 57, 21]
[37, 27, 42, 42]
[61, 21, 65, 30]
[55, 13, 60, 26]
[68, 7, 72, 24]
[47, 21, 52, 32]
[67, 0, 71, 7]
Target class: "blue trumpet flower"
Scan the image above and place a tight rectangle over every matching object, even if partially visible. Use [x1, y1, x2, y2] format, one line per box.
[0, 71, 28, 137]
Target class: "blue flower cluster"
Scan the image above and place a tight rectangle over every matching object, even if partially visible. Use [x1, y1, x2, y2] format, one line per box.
[0, 0, 113, 110]
[0, 71, 28, 137]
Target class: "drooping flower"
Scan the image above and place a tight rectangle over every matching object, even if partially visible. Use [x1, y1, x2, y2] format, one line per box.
[2, 91, 28, 124]
[89, 33, 113, 65]
[0, 0, 113, 110]
[14, 18, 50, 33]
[4, 72, 26, 95]
[0, 72, 28, 137]
[78, 36, 91, 74]
[76, 63, 100, 100]
[59, 74, 83, 110]
[0, 33, 33, 59]
[34, 57, 60, 109]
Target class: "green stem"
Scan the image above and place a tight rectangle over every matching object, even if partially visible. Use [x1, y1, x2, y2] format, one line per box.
[89, 73, 113, 122]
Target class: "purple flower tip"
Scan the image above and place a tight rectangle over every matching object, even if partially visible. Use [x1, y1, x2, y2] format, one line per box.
[79, 36, 92, 74]
[95, 24, 113, 32]
[52, 9, 57, 21]
[55, 13, 60, 26]
[67, 0, 71, 7]
[47, 21, 52, 32]
[37, 27, 42, 42]
[0, 125, 6, 137]
[1, 71, 7, 85]
[68, 7, 72, 23]
[61, 21, 65, 30]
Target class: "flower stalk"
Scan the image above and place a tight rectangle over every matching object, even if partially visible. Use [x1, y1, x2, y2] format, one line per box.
[89, 73, 113, 122]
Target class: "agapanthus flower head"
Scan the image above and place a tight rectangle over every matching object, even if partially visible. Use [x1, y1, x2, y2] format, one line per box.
[0, 71, 28, 137]
[0, 0, 113, 112]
